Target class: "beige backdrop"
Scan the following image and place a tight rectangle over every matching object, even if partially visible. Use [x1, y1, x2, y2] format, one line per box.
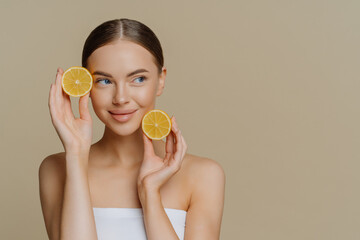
[1, 0, 359, 239]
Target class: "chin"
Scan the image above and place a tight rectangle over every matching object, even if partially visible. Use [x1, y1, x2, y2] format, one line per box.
[108, 117, 143, 136]
[115, 128, 138, 136]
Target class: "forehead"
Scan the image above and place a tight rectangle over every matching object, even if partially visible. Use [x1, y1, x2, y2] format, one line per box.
[87, 39, 157, 76]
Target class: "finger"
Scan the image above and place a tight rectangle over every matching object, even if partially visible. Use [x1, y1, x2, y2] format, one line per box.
[142, 132, 155, 157]
[172, 117, 183, 164]
[49, 83, 61, 126]
[48, 83, 55, 117]
[55, 68, 74, 120]
[79, 91, 91, 121]
[55, 68, 63, 101]
[54, 68, 59, 83]
[172, 118, 177, 154]
[180, 132, 187, 159]
[166, 117, 176, 153]
[62, 88, 75, 119]
[165, 126, 175, 161]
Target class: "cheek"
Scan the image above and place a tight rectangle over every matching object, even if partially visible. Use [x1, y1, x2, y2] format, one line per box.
[135, 85, 158, 106]
[90, 84, 157, 108]
[90, 89, 110, 109]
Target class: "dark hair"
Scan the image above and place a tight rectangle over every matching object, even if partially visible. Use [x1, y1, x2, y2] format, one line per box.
[82, 18, 164, 74]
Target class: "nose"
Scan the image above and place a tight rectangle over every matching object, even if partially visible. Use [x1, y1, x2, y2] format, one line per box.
[112, 82, 130, 105]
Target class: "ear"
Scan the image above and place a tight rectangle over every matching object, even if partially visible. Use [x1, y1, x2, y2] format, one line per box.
[156, 67, 167, 96]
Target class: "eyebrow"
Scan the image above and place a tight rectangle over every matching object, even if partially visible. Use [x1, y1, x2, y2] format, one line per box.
[92, 68, 149, 78]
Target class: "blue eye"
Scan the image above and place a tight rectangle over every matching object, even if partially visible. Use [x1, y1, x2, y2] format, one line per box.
[134, 76, 146, 83]
[96, 79, 111, 85]
[95, 77, 146, 85]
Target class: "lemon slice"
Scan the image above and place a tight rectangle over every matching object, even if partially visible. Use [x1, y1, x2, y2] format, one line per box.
[142, 109, 172, 140]
[61, 66, 93, 97]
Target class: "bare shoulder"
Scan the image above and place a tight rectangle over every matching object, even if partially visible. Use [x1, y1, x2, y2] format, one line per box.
[38, 152, 67, 186]
[38, 152, 66, 239]
[181, 153, 226, 198]
[182, 153, 226, 181]
[181, 153, 226, 238]
[39, 152, 66, 175]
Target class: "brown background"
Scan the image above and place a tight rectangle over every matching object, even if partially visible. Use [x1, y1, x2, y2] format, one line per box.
[1, 0, 359, 239]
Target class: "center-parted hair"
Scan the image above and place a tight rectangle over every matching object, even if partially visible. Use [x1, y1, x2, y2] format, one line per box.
[82, 18, 164, 75]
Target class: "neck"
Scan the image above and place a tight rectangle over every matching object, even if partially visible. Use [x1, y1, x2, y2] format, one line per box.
[91, 126, 164, 168]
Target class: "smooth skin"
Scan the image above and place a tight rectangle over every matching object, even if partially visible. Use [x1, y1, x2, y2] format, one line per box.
[39, 39, 225, 240]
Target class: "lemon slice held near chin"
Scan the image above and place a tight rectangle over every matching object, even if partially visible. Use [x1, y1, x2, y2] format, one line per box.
[61, 66, 93, 97]
[142, 109, 172, 140]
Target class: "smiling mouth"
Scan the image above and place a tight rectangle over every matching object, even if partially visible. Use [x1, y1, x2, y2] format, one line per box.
[109, 110, 138, 115]
[109, 110, 137, 123]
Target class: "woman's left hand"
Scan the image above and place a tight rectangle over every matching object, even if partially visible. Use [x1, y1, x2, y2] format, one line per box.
[137, 116, 187, 197]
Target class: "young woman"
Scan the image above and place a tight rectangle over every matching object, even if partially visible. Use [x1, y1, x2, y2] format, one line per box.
[39, 18, 225, 240]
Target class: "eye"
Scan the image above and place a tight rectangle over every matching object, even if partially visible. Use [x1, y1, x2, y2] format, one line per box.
[133, 76, 146, 84]
[96, 79, 111, 85]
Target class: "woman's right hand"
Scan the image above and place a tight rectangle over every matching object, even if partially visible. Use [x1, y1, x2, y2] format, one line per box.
[48, 67, 93, 156]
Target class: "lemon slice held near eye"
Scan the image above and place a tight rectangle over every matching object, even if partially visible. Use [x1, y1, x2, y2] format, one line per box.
[142, 109, 172, 140]
[61, 66, 93, 97]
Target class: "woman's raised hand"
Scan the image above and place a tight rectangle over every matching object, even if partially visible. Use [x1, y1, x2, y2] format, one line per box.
[137, 116, 188, 198]
[48, 67, 93, 156]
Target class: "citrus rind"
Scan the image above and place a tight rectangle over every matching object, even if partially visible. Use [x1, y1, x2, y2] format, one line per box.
[142, 109, 172, 140]
[61, 66, 93, 97]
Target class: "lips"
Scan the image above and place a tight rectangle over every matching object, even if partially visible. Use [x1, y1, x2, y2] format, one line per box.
[109, 109, 137, 115]
[109, 109, 137, 123]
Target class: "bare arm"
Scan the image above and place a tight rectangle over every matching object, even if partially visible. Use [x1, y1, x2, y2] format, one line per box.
[60, 153, 97, 240]
[40, 67, 97, 239]
[39, 153, 98, 240]
[136, 116, 188, 240]
[137, 157, 225, 240]
[39, 155, 65, 239]
[141, 189, 180, 240]
[184, 158, 226, 239]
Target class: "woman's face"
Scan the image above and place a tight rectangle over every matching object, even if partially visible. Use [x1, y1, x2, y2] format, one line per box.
[86, 39, 166, 136]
